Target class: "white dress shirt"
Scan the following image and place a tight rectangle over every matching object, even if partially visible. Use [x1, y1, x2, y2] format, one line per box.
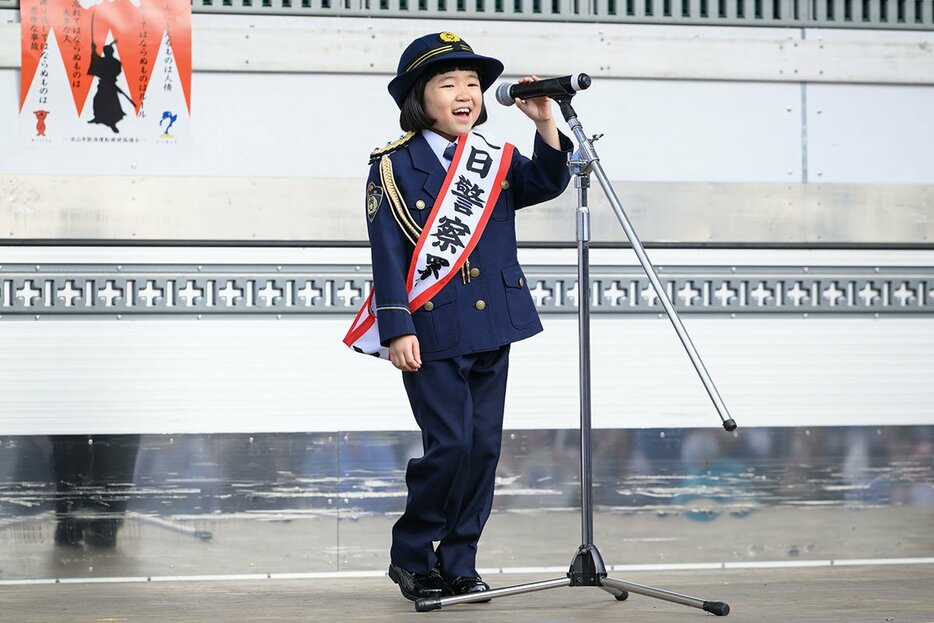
[421, 129, 458, 171]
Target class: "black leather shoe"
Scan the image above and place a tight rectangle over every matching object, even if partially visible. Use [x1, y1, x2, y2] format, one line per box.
[388, 563, 444, 601]
[443, 576, 492, 602]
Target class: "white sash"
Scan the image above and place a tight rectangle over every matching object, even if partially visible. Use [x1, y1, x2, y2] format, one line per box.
[344, 131, 515, 359]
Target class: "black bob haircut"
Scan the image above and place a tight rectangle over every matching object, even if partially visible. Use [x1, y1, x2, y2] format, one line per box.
[399, 61, 489, 133]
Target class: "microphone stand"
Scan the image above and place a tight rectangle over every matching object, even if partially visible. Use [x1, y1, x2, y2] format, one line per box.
[415, 93, 735, 615]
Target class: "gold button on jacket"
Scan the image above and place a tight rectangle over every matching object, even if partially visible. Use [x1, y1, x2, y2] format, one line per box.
[415, 199, 426, 210]
[475, 300, 486, 310]
[469, 267, 481, 278]
[501, 180, 510, 190]
[424, 301, 434, 311]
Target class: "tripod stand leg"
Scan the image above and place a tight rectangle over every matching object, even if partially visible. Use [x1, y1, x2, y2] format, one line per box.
[415, 577, 571, 612]
[601, 577, 730, 616]
[599, 584, 629, 601]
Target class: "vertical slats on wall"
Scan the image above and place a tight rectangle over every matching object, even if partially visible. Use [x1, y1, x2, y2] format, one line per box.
[767, 0, 777, 18]
[15, 0, 932, 26]
[840, 0, 849, 21]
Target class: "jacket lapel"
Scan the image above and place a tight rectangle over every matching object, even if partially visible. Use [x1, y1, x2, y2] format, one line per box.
[408, 133, 447, 203]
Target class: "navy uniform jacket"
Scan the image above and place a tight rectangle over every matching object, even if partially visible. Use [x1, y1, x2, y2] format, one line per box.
[366, 130, 572, 363]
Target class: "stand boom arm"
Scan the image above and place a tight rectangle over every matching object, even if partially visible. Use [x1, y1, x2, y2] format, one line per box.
[559, 98, 737, 432]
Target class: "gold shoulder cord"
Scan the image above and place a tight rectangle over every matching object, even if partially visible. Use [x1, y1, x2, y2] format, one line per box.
[369, 131, 417, 165]
[379, 155, 421, 247]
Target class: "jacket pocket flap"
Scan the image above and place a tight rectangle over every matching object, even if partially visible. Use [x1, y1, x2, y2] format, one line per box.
[501, 264, 526, 289]
[420, 282, 456, 309]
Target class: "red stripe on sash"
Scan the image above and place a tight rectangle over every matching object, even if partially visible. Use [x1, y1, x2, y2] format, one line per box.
[342, 290, 375, 347]
[406, 136, 515, 311]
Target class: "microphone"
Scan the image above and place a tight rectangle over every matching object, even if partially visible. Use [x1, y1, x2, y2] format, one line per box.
[495, 73, 592, 106]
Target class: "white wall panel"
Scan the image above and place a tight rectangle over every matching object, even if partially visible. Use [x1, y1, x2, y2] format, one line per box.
[806, 84, 934, 184]
[543, 78, 802, 183]
[1, 314, 931, 436]
[0, 70, 804, 183]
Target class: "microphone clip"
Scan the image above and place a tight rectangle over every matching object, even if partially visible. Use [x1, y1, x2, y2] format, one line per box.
[552, 94, 579, 123]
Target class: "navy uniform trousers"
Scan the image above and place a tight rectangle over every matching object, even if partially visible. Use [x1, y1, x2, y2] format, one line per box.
[366, 129, 572, 577]
[394, 344, 510, 577]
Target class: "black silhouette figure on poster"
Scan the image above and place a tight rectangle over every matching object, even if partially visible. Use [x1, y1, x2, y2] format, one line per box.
[87, 41, 135, 134]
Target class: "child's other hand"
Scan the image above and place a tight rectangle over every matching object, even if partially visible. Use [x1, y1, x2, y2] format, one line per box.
[513, 76, 561, 150]
[389, 334, 422, 372]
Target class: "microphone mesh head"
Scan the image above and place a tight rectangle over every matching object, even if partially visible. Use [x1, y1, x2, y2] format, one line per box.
[495, 82, 515, 107]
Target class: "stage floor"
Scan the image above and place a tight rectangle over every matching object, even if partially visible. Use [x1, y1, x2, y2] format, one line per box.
[1, 565, 931, 622]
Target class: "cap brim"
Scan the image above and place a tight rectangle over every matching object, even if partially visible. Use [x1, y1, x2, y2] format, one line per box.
[388, 52, 504, 108]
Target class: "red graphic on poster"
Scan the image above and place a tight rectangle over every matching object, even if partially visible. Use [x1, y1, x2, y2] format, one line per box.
[34, 110, 50, 135]
[19, 0, 191, 116]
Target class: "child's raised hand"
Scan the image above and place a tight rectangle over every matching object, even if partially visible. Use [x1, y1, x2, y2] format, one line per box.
[512, 76, 553, 123]
[512, 76, 561, 150]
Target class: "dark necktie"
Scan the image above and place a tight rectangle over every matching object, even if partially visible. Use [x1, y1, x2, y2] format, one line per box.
[443, 142, 457, 162]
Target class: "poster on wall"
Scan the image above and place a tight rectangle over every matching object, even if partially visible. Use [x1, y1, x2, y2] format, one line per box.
[19, 0, 191, 145]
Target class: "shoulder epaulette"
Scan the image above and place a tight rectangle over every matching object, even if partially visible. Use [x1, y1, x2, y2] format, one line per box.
[369, 131, 416, 165]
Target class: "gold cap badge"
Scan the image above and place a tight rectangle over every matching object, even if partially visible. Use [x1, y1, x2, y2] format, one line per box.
[439, 32, 461, 43]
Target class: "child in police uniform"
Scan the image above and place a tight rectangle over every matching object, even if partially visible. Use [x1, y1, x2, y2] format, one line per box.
[346, 31, 572, 602]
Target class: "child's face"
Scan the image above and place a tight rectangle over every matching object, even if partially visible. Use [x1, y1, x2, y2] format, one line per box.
[423, 68, 482, 141]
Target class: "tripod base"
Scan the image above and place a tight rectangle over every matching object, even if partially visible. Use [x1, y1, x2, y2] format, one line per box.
[415, 545, 730, 616]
